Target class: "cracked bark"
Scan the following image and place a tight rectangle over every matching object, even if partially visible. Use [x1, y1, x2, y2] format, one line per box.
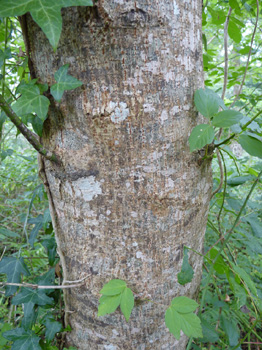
[22, 1, 212, 349]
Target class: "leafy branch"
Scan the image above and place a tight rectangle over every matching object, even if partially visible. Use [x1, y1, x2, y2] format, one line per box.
[0, 94, 60, 164]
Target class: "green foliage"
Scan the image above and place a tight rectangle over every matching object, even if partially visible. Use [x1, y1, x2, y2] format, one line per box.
[3, 328, 41, 350]
[98, 279, 134, 321]
[50, 64, 83, 101]
[165, 297, 203, 340]
[13, 82, 50, 121]
[0, 0, 93, 49]
[0, 257, 30, 296]
[1, 0, 262, 349]
[189, 124, 214, 152]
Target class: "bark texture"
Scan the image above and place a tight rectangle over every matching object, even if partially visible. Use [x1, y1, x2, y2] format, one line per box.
[24, 1, 212, 349]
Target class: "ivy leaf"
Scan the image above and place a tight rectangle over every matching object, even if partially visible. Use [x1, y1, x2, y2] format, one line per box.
[99, 279, 127, 296]
[228, 21, 242, 43]
[212, 110, 243, 127]
[41, 237, 57, 266]
[0, 257, 30, 296]
[194, 88, 219, 118]
[31, 116, 44, 137]
[177, 248, 194, 285]
[22, 302, 38, 330]
[120, 288, 134, 321]
[238, 135, 262, 159]
[43, 316, 62, 342]
[12, 288, 54, 306]
[50, 64, 83, 101]
[97, 294, 121, 317]
[189, 124, 214, 152]
[29, 215, 43, 247]
[0, 0, 93, 50]
[13, 84, 50, 121]
[3, 328, 41, 350]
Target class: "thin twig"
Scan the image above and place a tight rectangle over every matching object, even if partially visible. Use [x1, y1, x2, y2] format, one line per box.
[231, 0, 259, 107]
[0, 275, 91, 290]
[211, 149, 224, 198]
[0, 246, 6, 261]
[221, 8, 232, 101]
[217, 150, 227, 237]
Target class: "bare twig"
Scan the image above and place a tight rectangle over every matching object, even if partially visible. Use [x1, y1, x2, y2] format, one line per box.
[0, 275, 90, 290]
[221, 7, 232, 101]
[211, 149, 224, 198]
[0, 246, 6, 261]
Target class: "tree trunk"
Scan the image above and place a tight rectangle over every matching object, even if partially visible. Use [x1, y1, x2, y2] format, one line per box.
[23, 1, 212, 349]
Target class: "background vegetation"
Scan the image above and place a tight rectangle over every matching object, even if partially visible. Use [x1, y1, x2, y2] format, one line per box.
[1, 0, 262, 349]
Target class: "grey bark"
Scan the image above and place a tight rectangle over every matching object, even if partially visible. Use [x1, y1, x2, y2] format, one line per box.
[23, 1, 212, 349]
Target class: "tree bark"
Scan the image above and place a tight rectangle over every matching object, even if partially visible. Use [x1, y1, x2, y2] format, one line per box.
[23, 1, 212, 349]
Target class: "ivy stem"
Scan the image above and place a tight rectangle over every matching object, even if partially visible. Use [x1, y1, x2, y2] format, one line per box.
[0, 94, 61, 164]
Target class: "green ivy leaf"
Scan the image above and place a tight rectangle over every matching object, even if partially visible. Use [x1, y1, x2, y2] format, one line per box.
[13, 83, 50, 121]
[97, 294, 121, 317]
[171, 296, 199, 313]
[177, 248, 194, 285]
[22, 302, 38, 330]
[50, 64, 83, 101]
[189, 124, 214, 152]
[238, 135, 262, 158]
[12, 288, 54, 306]
[31, 115, 44, 137]
[0, 257, 30, 296]
[0, 0, 93, 50]
[99, 279, 127, 296]
[41, 237, 57, 266]
[43, 317, 62, 342]
[194, 88, 220, 118]
[228, 21, 242, 43]
[165, 298, 202, 340]
[120, 287, 134, 321]
[29, 215, 43, 247]
[212, 110, 243, 127]
[3, 327, 41, 350]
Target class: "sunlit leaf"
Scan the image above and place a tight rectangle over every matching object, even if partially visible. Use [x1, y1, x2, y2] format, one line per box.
[212, 110, 243, 127]
[120, 287, 134, 321]
[97, 294, 121, 317]
[189, 124, 214, 152]
[99, 279, 127, 296]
